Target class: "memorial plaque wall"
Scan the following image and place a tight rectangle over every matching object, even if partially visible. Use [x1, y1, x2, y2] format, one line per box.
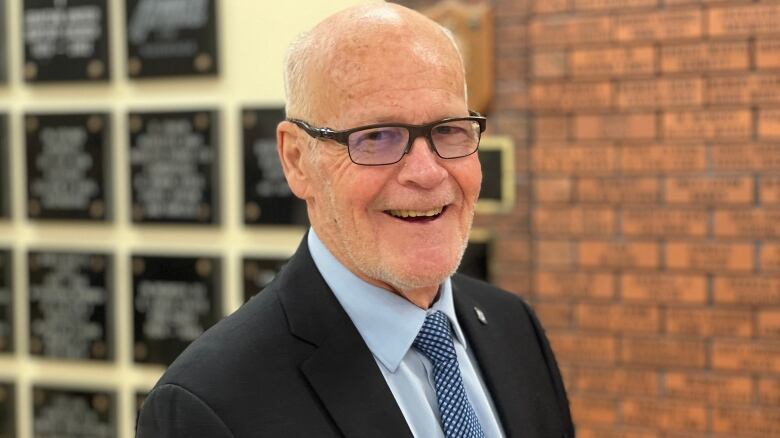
[0, 114, 8, 218]
[458, 239, 491, 282]
[0, 250, 12, 353]
[129, 110, 219, 224]
[25, 113, 111, 221]
[125, 0, 219, 77]
[132, 255, 221, 365]
[243, 256, 287, 301]
[28, 251, 112, 361]
[479, 149, 502, 202]
[32, 386, 115, 438]
[476, 136, 514, 214]
[22, 0, 110, 82]
[0, 382, 14, 438]
[243, 108, 308, 225]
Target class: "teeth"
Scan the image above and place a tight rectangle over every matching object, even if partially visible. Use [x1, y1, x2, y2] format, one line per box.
[388, 206, 444, 218]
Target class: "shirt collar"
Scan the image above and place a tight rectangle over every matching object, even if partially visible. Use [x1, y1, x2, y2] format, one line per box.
[308, 228, 468, 372]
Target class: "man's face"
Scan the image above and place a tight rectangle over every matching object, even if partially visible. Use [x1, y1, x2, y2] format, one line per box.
[301, 32, 482, 295]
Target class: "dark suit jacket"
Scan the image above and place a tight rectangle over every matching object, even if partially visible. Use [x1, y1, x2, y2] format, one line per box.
[136, 238, 574, 437]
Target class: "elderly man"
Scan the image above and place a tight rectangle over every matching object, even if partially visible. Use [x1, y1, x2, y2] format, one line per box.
[136, 3, 573, 438]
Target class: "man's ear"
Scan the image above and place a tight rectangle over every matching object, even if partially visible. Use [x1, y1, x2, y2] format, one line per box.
[277, 120, 312, 200]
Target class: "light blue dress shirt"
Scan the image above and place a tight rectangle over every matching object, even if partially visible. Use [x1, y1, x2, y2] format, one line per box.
[308, 229, 505, 438]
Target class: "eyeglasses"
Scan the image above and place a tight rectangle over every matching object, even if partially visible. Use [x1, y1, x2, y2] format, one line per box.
[287, 112, 487, 166]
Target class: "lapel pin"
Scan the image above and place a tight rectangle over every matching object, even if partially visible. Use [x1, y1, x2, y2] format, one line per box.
[474, 307, 487, 325]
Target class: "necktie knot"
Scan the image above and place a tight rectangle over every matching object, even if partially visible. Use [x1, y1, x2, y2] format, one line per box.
[413, 311, 457, 363]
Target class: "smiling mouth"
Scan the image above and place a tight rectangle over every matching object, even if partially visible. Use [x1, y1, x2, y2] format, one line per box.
[385, 206, 446, 222]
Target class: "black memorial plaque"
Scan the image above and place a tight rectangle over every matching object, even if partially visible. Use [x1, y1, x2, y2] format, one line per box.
[23, 0, 110, 82]
[243, 256, 287, 302]
[126, 0, 218, 78]
[0, 250, 12, 353]
[25, 113, 111, 220]
[478, 148, 502, 202]
[458, 240, 491, 282]
[243, 108, 307, 225]
[0, 382, 14, 438]
[32, 386, 115, 438]
[28, 251, 112, 360]
[0, 114, 8, 218]
[129, 110, 219, 224]
[132, 255, 221, 365]
[0, 0, 7, 84]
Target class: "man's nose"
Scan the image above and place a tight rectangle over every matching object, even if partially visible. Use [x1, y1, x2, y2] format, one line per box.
[397, 136, 448, 189]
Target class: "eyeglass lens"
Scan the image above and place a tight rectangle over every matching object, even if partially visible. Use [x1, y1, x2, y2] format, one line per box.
[347, 120, 481, 165]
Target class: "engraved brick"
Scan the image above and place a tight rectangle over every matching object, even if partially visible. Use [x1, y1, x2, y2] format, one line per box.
[579, 240, 659, 269]
[665, 372, 753, 404]
[757, 39, 780, 69]
[570, 46, 655, 77]
[709, 4, 780, 36]
[534, 116, 569, 141]
[714, 276, 780, 306]
[615, 9, 702, 42]
[548, 331, 617, 364]
[621, 398, 707, 432]
[622, 209, 707, 237]
[573, 367, 658, 397]
[713, 406, 780, 437]
[531, 50, 566, 78]
[761, 243, 780, 272]
[665, 307, 753, 337]
[530, 15, 613, 46]
[758, 310, 780, 338]
[617, 78, 703, 108]
[531, 81, 613, 110]
[532, 145, 617, 174]
[570, 395, 617, 426]
[714, 209, 780, 238]
[661, 41, 749, 73]
[574, 113, 656, 140]
[579, 177, 659, 203]
[713, 341, 780, 373]
[621, 144, 706, 173]
[576, 303, 660, 332]
[663, 109, 752, 140]
[536, 240, 575, 268]
[666, 241, 754, 272]
[622, 273, 707, 304]
[759, 109, 780, 139]
[574, 0, 657, 11]
[535, 271, 615, 300]
[761, 176, 780, 204]
[576, 427, 659, 438]
[711, 144, 780, 171]
[533, 207, 615, 236]
[707, 73, 780, 105]
[534, 302, 573, 329]
[665, 176, 754, 204]
[533, 0, 569, 14]
[622, 338, 707, 368]
[534, 177, 573, 203]
[759, 378, 780, 406]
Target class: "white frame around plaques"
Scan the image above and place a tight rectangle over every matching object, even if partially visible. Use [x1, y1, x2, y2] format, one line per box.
[476, 135, 516, 214]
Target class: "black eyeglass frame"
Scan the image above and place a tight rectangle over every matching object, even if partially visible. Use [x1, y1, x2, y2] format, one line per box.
[287, 111, 487, 166]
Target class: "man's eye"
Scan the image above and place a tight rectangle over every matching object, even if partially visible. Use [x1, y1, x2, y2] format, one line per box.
[355, 128, 401, 144]
[434, 125, 465, 135]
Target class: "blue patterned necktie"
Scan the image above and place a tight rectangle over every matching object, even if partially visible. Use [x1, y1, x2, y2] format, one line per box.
[413, 311, 486, 438]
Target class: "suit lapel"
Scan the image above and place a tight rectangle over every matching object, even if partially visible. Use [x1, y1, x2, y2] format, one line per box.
[275, 237, 413, 438]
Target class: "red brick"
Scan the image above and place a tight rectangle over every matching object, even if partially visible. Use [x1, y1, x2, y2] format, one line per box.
[532, 0, 568, 14]
[713, 406, 780, 437]
[573, 367, 658, 397]
[535, 240, 575, 268]
[621, 398, 708, 432]
[534, 116, 568, 141]
[532, 144, 617, 174]
[714, 275, 780, 306]
[531, 50, 566, 78]
[570, 46, 655, 77]
[622, 209, 708, 237]
[579, 177, 659, 203]
[714, 209, 780, 238]
[665, 176, 754, 204]
[758, 310, 780, 338]
[665, 372, 753, 404]
[533, 207, 615, 236]
[579, 240, 659, 269]
[548, 332, 618, 365]
[621, 144, 706, 173]
[709, 4, 780, 37]
[576, 303, 660, 332]
[759, 109, 780, 139]
[534, 177, 573, 203]
[577, 427, 659, 438]
[621, 273, 707, 304]
[761, 243, 780, 272]
[570, 395, 618, 426]
[711, 144, 780, 171]
[574, 0, 657, 11]
[713, 341, 780, 373]
[614, 9, 702, 42]
[534, 302, 573, 329]
[531, 81, 612, 111]
[666, 241, 754, 272]
[535, 271, 615, 301]
[663, 109, 752, 140]
[622, 337, 707, 368]
[574, 113, 656, 140]
[530, 15, 613, 46]
[757, 38, 780, 69]
[761, 176, 780, 204]
[661, 41, 749, 73]
[665, 307, 753, 337]
[617, 78, 703, 108]
[759, 378, 780, 406]
[707, 73, 780, 105]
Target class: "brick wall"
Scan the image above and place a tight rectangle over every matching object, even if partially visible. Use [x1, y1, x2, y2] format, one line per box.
[396, 0, 780, 436]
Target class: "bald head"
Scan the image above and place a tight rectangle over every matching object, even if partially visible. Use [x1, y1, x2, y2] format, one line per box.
[283, 3, 466, 123]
